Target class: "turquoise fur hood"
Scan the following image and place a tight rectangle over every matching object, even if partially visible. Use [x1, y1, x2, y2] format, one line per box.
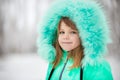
[37, 0, 111, 67]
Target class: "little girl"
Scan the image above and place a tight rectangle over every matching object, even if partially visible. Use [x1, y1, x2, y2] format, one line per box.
[37, 0, 113, 80]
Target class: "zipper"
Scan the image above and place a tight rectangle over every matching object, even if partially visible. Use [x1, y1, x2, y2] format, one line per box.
[48, 58, 84, 80]
[59, 58, 68, 80]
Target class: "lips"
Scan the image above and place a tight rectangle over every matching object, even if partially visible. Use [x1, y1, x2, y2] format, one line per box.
[62, 42, 72, 44]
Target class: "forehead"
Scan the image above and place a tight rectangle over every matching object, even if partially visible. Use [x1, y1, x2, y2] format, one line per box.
[59, 21, 77, 31]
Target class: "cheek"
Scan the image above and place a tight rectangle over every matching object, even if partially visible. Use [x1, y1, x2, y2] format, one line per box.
[72, 36, 80, 45]
[58, 36, 62, 43]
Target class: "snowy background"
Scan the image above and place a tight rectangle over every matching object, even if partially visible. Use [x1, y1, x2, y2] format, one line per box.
[0, 0, 120, 80]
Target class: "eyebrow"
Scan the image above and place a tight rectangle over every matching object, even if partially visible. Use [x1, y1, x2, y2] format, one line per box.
[59, 29, 77, 31]
[59, 29, 64, 30]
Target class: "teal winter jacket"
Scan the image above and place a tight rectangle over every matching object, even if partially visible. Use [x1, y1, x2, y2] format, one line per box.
[45, 50, 113, 80]
[37, 0, 113, 80]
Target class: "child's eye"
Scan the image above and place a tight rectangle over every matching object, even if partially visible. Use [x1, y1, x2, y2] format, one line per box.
[59, 31, 65, 34]
[71, 31, 77, 34]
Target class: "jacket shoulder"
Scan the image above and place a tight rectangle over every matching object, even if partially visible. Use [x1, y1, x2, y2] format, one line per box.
[45, 63, 53, 80]
[84, 60, 113, 80]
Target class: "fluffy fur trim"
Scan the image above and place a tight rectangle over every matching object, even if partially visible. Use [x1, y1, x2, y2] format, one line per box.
[37, 0, 111, 66]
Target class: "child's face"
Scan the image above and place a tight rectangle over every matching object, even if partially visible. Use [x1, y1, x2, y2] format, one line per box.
[58, 21, 80, 51]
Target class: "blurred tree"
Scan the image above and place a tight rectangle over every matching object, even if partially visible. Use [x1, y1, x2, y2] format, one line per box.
[0, 18, 3, 56]
[98, 0, 120, 59]
[0, 0, 4, 56]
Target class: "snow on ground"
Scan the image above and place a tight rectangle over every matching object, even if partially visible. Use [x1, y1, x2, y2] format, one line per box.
[106, 56, 120, 80]
[0, 53, 119, 80]
[0, 54, 48, 80]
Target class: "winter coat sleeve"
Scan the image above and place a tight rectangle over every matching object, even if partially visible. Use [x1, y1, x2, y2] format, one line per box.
[83, 60, 113, 80]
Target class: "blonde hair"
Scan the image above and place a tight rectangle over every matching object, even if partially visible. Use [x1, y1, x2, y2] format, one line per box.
[53, 17, 84, 69]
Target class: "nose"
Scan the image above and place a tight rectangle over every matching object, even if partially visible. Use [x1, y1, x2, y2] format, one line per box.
[63, 34, 69, 40]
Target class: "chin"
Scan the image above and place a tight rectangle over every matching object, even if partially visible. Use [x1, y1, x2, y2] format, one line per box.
[62, 48, 73, 51]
